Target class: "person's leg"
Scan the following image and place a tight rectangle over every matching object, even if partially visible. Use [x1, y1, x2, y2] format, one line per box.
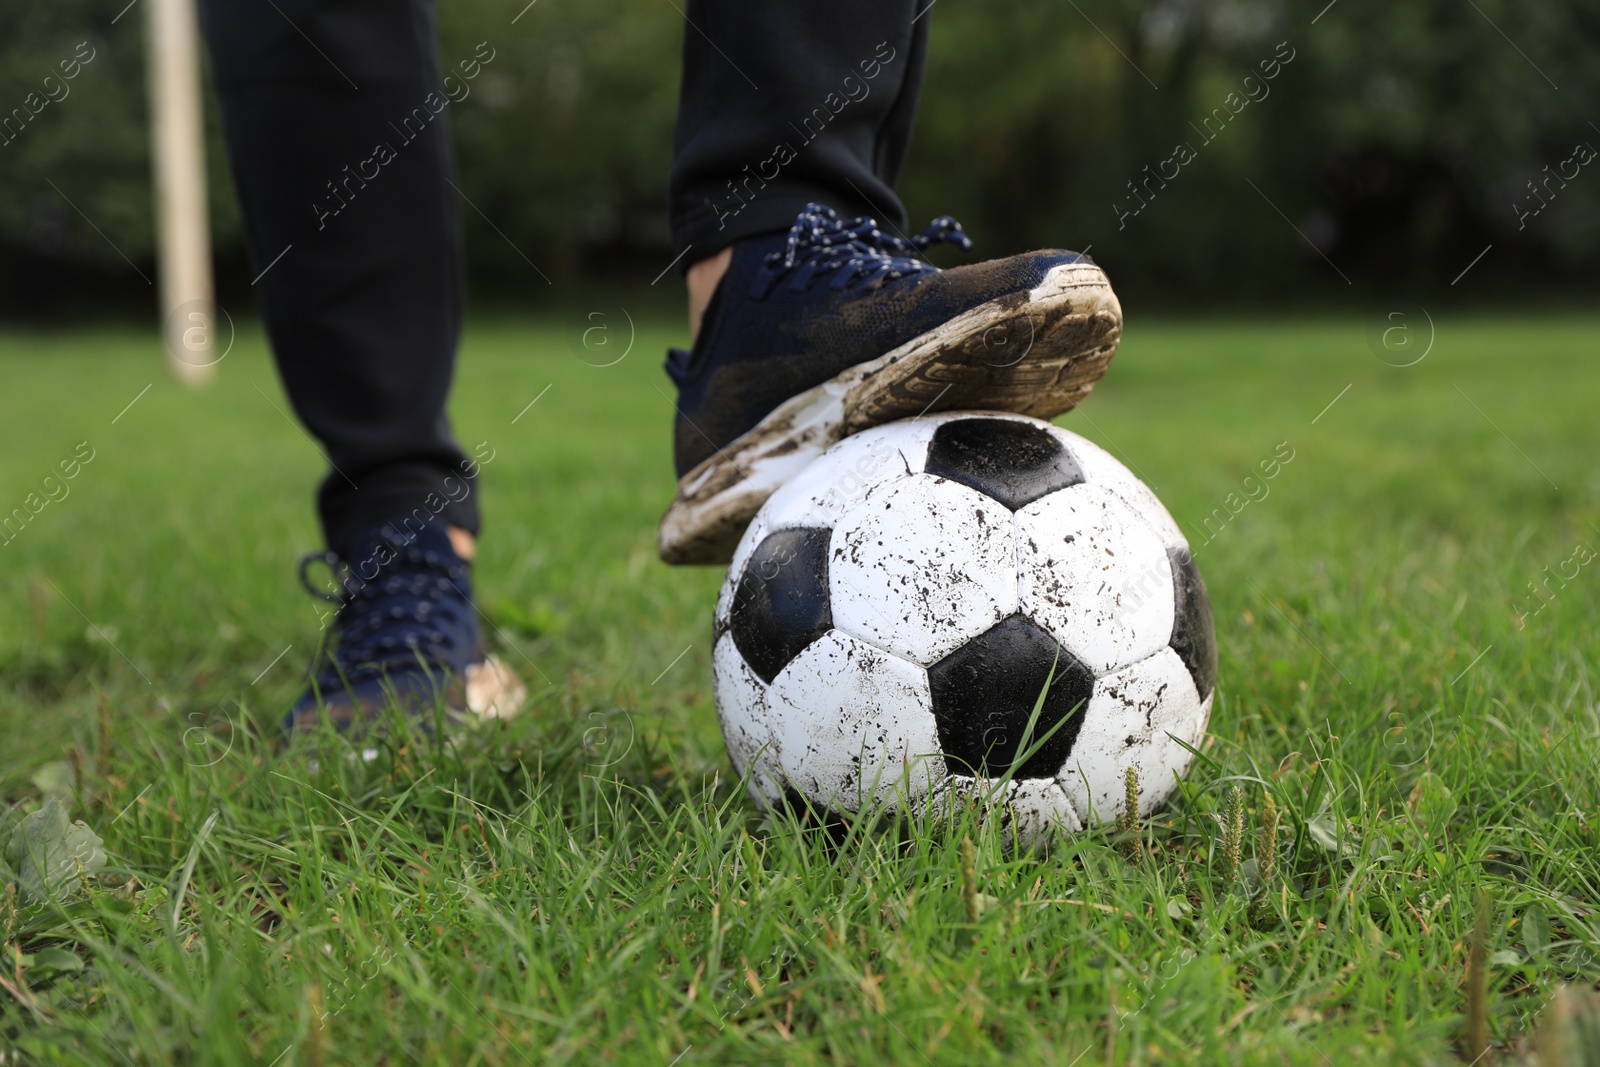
[200, 0, 476, 563]
[658, 2, 1125, 566]
[201, 0, 523, 734]
[671, 1, 930, 283]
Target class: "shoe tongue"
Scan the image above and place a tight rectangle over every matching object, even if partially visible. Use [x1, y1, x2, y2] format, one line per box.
[344, 519, 463, 577]
[731, 229, 795, 278]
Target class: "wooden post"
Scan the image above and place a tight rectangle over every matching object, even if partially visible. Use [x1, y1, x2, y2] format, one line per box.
[147, 0, 217, 385]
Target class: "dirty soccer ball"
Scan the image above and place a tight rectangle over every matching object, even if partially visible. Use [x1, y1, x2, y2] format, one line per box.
[712, 412, 1217, 845]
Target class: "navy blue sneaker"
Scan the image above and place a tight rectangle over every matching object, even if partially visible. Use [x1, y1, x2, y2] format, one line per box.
[658, 203, 1122, 564]
[283, 520, 525, 739]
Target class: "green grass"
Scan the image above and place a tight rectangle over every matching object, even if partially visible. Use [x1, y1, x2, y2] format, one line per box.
[1, 314, 1597, 1064]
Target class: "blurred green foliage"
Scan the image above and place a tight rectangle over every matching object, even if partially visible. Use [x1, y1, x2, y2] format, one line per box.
[1, 0, 1596, 314]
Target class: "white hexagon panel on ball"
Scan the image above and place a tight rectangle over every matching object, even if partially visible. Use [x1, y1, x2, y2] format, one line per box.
[711, 633, 787, 809]
[1064, 432, 1187, 550]
[1059, 646, 1205, 825]
[1016, 483, 1176, 676]
[758, 419, 942, 531]
[828, 474, 1018, 667]
[765, 630, 946, 813]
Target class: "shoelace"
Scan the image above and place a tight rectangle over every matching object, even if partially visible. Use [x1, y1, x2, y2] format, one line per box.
[751, 202, 973, 298]
[298, 545, 472, 682]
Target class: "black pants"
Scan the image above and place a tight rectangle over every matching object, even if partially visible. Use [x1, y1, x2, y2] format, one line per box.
[201, 0, 930, 560]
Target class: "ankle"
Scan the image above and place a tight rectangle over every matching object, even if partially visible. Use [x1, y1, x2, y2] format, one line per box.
[686, 246, 733, 344]
[447, 525, 476, 562]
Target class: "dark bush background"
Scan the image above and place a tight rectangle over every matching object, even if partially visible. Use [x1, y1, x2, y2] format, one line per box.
[2, 0, 1596, 321]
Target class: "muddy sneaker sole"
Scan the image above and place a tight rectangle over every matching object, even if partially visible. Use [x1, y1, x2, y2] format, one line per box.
[658, 259, 1121, 565]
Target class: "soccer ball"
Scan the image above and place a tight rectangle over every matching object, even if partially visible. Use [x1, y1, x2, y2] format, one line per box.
[712, 412, 1217, 845]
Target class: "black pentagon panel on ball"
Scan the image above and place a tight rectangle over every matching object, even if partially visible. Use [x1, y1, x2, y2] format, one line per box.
[928, 613, 1096, 779]
[923, 418, 1085, 510]
[1167, 546, 1218, 700]
[730, 527, 834, 684]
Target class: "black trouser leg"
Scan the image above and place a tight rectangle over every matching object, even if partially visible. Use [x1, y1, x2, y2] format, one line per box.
[200, 0, 476, 560]
[668, 0, 930, 264]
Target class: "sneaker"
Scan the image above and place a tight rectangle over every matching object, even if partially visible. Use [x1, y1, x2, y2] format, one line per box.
[658, 203, 1122, 565]
[282, 520, 526, 739]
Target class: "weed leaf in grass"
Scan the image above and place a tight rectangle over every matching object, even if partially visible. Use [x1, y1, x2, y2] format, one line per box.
[30, 761, 76, 806]
[3, 798, 107, 904]
[1522, 904, 1551, 958]
[25, 946, 86, 977]
[1407, 770, 1456, 835]
[1304, 812, 1345, 856]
